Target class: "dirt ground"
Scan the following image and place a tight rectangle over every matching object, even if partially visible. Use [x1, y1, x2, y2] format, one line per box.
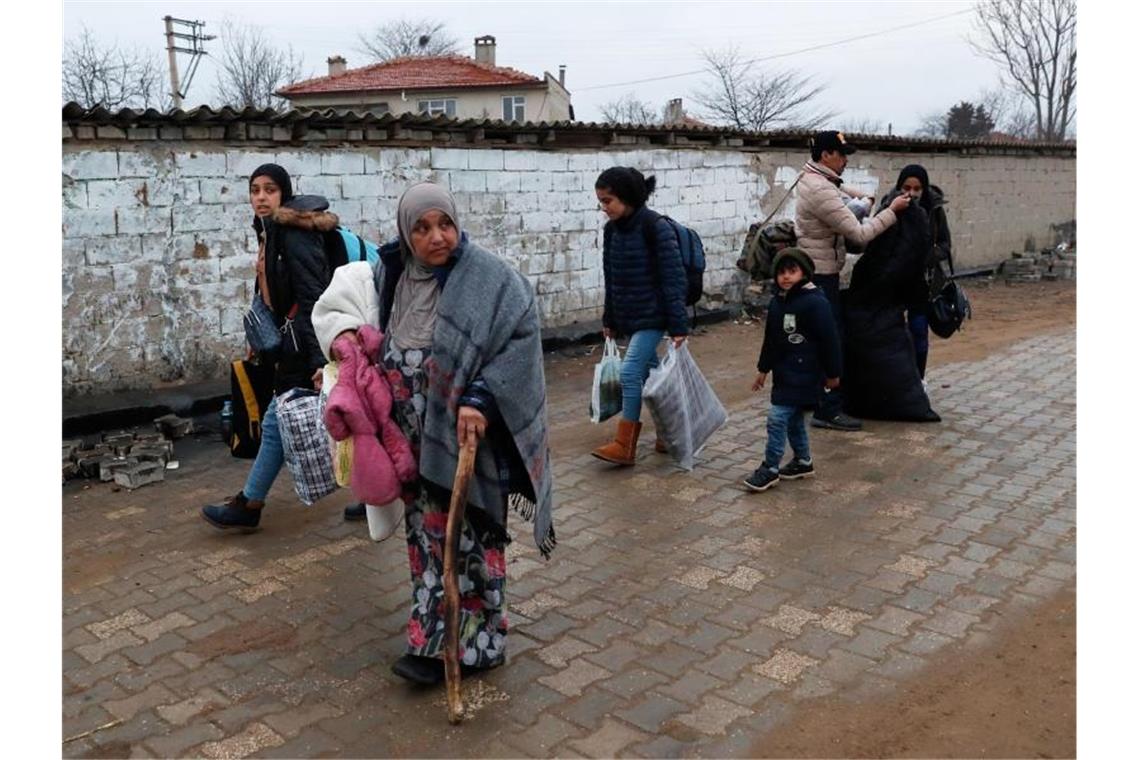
[753, 587, 1076, 759]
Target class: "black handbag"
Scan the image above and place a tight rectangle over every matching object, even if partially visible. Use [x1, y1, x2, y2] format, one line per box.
[243, 295, 299, 354]
[243, 294, 281, 353]
[929, 278, 971, 339]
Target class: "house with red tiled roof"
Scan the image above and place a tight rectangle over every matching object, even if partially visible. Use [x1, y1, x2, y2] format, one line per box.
[277, 35, 574, 122]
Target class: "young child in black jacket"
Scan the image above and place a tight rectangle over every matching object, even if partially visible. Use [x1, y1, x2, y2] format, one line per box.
[745, 248, 843, 492]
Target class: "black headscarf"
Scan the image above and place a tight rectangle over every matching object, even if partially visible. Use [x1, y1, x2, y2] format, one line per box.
[595, 166, 657, 209]
[249, 163, 294, 234]
[895, 164, 932, 213]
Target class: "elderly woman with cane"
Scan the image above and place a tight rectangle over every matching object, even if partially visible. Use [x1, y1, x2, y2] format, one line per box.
[313, 182, 555, 690]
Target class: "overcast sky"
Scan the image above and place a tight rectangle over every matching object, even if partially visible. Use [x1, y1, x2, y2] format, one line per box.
[63, 0, 1005, 135]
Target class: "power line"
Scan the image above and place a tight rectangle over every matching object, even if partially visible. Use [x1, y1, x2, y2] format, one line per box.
[575, 8, 973, 92]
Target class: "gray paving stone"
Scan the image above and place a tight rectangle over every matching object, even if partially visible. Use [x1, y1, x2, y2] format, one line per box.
[614, 692, 689, 733]
[840, 628, 902, 660]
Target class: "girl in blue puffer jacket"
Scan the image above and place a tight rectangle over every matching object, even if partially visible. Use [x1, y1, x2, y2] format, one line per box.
[591, 167, 689, 466]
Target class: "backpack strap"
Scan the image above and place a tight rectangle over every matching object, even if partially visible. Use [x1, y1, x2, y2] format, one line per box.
[231, 360, 262, 442]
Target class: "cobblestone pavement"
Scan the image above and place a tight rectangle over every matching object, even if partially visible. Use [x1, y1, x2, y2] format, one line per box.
[63, 327, 1075, 758]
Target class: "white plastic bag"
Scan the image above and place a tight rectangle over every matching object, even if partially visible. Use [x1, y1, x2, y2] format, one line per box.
[643, 343, 728, 471]
[589, 338, 624, 423]
[365, 501, 404, 542]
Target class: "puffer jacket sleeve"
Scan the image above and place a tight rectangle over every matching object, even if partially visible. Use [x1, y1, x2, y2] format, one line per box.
[807, 295, 842, 379]
[651, 217, 690, 336]
[756, 298, 780, 373]
[818, 188, 897, 246]
[282, 227, 332, 373]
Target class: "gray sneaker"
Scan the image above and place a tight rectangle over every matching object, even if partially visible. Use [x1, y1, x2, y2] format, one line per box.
[778, 459, 815, 479]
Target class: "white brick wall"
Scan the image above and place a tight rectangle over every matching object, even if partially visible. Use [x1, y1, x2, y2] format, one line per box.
[62, 143, 1075, 396]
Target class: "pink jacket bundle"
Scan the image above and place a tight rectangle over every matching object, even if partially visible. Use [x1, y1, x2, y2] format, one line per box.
[324, 325, 417, 505]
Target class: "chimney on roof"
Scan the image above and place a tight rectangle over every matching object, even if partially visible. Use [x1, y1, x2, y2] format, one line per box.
[664, 98, 684, 125]
[558, 64, 566, 87]
[474, 35, 496, 66]
[328, 55, 347, 77]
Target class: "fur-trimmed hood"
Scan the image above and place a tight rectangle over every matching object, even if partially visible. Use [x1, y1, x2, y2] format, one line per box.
[270, 195, 339, 232]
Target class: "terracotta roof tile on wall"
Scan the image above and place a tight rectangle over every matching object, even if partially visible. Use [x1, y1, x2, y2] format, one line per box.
[278, 55, 544, 96]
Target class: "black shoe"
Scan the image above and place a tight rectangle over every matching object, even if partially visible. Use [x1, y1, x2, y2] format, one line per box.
[743, 467, 780, 492]
[391, 654, 445, 685]
[201, 493, 263, 531]
[811, 412, 864, 431]
[778, 458, 815, 480]
[344, 503, 367, 522]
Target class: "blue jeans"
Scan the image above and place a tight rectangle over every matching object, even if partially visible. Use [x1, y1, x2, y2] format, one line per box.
[242, 396, 285, 501]
[764, 404, 811, 471]
[620, 329, 665, 422]
[907, 309, 929, 378]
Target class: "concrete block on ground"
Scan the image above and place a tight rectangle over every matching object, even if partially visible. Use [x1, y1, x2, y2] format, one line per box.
[100, 457, 139, 483]
[154, 415, 194, 439]
[114, 461, 165, 490]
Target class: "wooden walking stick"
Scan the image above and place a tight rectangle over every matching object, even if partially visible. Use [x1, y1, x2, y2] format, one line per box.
[443, 436, 478, 724]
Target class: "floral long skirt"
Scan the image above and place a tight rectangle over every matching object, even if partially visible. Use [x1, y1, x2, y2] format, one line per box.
[383, 340, 510, 668]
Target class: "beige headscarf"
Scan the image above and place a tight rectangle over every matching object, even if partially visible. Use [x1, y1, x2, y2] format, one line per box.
[388, 183, 461, 351]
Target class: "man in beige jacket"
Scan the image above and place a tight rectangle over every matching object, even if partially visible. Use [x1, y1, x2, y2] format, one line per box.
[795, 130, 912, 431]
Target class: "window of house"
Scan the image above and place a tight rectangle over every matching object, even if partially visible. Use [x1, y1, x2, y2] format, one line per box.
[502, 95, 525, 122]
[367, 102, 390, 115]
[418, 99, 456, 117]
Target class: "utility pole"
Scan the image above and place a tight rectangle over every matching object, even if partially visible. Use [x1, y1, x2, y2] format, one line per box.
[163, 15, 214, 109]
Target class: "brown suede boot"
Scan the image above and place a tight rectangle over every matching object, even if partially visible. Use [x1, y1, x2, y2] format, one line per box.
[654, 436, 668, 454]
[591, 419, 642, 465]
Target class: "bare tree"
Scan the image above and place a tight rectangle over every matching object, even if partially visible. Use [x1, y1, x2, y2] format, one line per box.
[63, 26, 168, 110]
[215, 21, 306, 110]
[690, 47, 835, 132]
[838, 117, 885, 135]
[972, 0, 1076, 141]
[357, 19, 460, 62]
[979, 87, 1037, 138]
[599, 93, 660, 125]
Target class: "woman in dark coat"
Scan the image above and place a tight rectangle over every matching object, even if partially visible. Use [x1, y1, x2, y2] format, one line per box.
[201, 164, 340, 531]
[841, 166, 942, 423]
[591, 167, 689, 466]
[894, 164, 953, 379]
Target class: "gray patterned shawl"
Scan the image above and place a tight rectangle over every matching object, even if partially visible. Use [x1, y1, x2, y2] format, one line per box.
[404, 240, 555, 556]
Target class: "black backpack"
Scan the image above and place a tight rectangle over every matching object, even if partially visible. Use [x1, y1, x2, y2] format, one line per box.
[229, 359, 274, 458]
[640, 213, 706, 306]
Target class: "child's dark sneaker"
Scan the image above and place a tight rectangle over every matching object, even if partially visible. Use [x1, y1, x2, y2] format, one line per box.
[778, 458, 815, 480]
[743, 467, 780, 492]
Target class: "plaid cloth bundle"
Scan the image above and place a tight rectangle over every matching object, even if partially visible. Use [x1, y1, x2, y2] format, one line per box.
[276, 388, 338, 505]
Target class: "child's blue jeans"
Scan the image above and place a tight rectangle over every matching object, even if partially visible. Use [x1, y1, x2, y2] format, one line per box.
[764, 404, 811, 471]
